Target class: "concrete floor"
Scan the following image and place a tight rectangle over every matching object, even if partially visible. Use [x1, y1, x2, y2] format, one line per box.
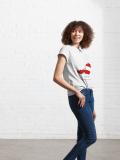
[0, 139, 119, 160]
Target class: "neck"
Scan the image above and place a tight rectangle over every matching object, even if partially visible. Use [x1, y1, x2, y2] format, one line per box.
[71, 44, 80, 49]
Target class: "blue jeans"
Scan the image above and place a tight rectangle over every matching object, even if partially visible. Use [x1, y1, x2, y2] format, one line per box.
[63, 88, 97, 160]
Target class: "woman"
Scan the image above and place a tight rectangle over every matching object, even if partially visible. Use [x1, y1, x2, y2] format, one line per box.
[53, 20, 97, 160]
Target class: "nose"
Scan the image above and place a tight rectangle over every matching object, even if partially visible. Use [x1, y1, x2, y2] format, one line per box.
[75, 31, 80, 35]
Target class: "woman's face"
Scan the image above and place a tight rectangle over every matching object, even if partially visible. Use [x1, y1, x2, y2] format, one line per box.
[70, 26, 84, 45]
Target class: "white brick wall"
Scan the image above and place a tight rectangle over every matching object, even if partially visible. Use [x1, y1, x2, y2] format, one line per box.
[101, 0, 120, 138]
[0, 0, 119, 139]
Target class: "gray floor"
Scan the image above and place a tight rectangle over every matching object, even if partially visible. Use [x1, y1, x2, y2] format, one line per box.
[0, 139, 119, 160]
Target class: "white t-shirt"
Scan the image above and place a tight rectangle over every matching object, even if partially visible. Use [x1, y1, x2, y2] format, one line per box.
[58, 44, 94, 96]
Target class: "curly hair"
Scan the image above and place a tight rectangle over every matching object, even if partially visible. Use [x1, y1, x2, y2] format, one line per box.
[61, 21, 94, 49]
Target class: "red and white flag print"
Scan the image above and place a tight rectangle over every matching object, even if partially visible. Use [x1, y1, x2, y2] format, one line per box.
[77, 63, 91, 79]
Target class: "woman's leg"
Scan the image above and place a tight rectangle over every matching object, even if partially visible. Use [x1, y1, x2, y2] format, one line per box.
[77, 89, 95, 160]
[76, 122, 87, 160]
[64, 89, 97, 160]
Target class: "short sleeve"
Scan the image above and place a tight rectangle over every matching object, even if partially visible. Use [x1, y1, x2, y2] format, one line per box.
[58, 45, 70, 62]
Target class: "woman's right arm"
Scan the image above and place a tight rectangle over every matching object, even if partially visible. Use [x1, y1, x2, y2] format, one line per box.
[53, 54, 85, 107]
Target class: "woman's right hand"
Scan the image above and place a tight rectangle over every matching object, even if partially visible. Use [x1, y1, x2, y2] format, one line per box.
[75, 91, 86, 108]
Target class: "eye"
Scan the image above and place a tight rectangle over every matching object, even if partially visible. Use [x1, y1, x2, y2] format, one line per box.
[78, 30, 82, 33]
[71, 30, 75, 33]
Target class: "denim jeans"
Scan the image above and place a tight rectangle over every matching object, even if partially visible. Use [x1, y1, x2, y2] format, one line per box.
[63, 88, 97, 160]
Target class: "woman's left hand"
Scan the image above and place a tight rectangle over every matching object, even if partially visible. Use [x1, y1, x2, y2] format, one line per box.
[93, 110, 96, 121]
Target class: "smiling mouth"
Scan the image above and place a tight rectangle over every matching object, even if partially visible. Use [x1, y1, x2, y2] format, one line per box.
[74, 37, 80, 39]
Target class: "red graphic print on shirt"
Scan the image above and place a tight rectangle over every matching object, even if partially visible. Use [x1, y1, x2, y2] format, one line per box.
[77, 63, 91, 76]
